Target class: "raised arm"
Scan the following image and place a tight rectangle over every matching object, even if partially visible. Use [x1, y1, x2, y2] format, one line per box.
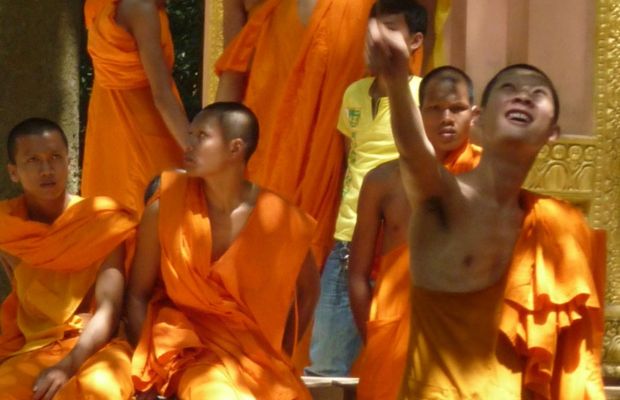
[33, 244, 126, 400]
[126, 200, 162, 347]
[283, 251, 320, 355]
[367, 18, 448, 203]
[348, 169, 385, 341]
[117, 0, 190, 149]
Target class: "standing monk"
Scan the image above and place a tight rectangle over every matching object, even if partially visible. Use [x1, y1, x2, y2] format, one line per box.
[82, 0, 189, 213]
[215, 0, 375, 263]
[127, 102, 320, 399]
[0, 118, 137, 399]
[348, 67, 481, 400]
[368, 17, 605, 399]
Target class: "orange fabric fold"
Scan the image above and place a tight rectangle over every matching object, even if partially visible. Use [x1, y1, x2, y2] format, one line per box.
[0, 195, 136, 398]
[499, 193, 605, 399]
[358, 143, 481, 400]
[0, 195, 137, 357]
[132, 171, 315, 399]
[82, 0, 183, 213]
[401, 192, 605, 399]
[216, 0, 375, 264]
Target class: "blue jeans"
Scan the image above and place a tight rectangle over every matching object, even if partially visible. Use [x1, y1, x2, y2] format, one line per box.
[305, 241, 362, 376]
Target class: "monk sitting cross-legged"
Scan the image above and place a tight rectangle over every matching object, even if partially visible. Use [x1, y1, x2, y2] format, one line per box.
[127, 102, 320, 400]
[0, 118, 137, 399]
[348, 66, 481, 400]
[368, 15, 606, 399]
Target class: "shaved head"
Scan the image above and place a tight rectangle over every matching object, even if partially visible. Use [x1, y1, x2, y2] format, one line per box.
[197, 102, 259, 162]
[420, 66, 474, 106]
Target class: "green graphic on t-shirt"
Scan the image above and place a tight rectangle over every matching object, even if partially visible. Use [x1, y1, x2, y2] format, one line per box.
[348, 108, 361, 128]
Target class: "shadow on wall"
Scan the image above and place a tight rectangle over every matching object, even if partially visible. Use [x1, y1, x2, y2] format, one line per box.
[0, 1, 81, 201]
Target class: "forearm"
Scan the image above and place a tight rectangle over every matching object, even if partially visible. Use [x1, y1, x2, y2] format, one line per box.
[386, 79, 434, 163]
[125, 294, 149, 347]
[215, 71, 247, 102]
[349, 272, 373, 341]
[153, 89, 190, 149]
[61, 301, 119, 375]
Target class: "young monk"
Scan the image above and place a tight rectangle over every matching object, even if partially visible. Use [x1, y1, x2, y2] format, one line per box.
[349, 66, 481, 400]
[368, 17, 605, 399]
[127, 102, 320, 399]
[0, 118, 137, 399]
[82, 0, 190, 214]
[306, 0, 427, 377]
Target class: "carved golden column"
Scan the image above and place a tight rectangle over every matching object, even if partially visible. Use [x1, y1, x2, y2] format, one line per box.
[202, 0, 224, 105]
[593, 0, 620, 382]
[523, 0, 620, 385]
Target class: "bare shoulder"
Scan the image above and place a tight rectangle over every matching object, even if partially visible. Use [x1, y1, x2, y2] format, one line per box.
[116, 0, 159, 27]
[365, 159, 400, 184]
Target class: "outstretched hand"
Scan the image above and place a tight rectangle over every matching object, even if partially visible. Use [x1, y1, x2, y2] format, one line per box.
[366, 18, 411, 83]
[32, 359, 75, 400]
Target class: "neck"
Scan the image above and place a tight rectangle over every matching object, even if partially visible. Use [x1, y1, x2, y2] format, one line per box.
[474, 149, 535, 206]
[201, 166, 254, 213]
[24, 192, 71, 224]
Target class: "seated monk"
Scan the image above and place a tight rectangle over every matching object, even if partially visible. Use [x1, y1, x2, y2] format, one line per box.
[0, 118, 137, 399]
[348, 66, 481, 400]
[368, 16, 605, 399]
[127, 102, 320, 399]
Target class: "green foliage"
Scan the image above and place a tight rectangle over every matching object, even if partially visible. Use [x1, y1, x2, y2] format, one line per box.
[78, 0, 204, 165]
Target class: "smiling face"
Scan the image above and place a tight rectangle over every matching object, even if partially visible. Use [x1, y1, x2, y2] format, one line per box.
[421, 79, 476, 160]
[478, 68, 559, 150]
[7, 130, 69, 202]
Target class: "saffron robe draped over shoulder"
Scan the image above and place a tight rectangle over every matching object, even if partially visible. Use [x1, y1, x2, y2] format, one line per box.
[132, 171, 316, 399]
[401, 193, 606, 399]
[82, 0, 183, 213]
[357, 142, 481, 400]
[216, 0, 375, 263]
[0, 195, 137, 399]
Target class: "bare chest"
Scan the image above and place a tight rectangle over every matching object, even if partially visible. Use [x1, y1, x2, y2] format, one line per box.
[208, 207, 254, 263]
[409, 203, 523, 292]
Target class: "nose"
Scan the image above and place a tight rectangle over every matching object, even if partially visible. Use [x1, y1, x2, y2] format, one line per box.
[440, 109, 455, 123]
[513, 89, 533, 105]
[39, 159, 54, 175]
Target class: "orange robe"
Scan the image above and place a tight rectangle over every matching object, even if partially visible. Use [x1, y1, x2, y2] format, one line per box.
[132, 171, 316, 399]
[401, 192, 606, 399]
[216, 0, 375, 263]
[82, 0, 183, 213]
[357, 142, 481, 400]
[0, 195, 137, 399]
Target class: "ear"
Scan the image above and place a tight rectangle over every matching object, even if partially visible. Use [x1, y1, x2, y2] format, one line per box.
[408, 32, 424, 53]
[7, 163, 19, 184]
[229, 138, 245, 161]
[471, 106, 482, 128]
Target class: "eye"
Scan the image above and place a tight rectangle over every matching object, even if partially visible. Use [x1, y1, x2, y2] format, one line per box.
[500, 83, 516, 92]
[450, 105, 468, 113]
[533, 88, 549, 98]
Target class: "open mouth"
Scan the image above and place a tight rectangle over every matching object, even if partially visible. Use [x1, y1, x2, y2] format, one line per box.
[505, 109, 533, 125]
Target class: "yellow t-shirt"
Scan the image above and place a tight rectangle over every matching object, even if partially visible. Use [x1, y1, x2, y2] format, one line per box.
[334, 76, 421, 241]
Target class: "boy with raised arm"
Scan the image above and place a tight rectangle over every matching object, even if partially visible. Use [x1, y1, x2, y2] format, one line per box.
[306, 0, 427, 377]
[349, 66, 481, 400]
[127, 103, 319, 399]
[0, 118, 137, 399]
[368, 17, 605, 399]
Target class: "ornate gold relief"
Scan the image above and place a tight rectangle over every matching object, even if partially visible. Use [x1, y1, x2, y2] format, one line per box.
[594, 0, 620, 380]
[524, 138, 597, 212]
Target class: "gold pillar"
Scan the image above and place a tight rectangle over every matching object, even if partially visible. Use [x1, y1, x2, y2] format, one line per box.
[523, 0, 620, 385]
[202, 0, 224, 105]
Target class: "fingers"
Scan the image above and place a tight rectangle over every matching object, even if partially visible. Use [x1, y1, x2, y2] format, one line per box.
[33, 369, 67, 400]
